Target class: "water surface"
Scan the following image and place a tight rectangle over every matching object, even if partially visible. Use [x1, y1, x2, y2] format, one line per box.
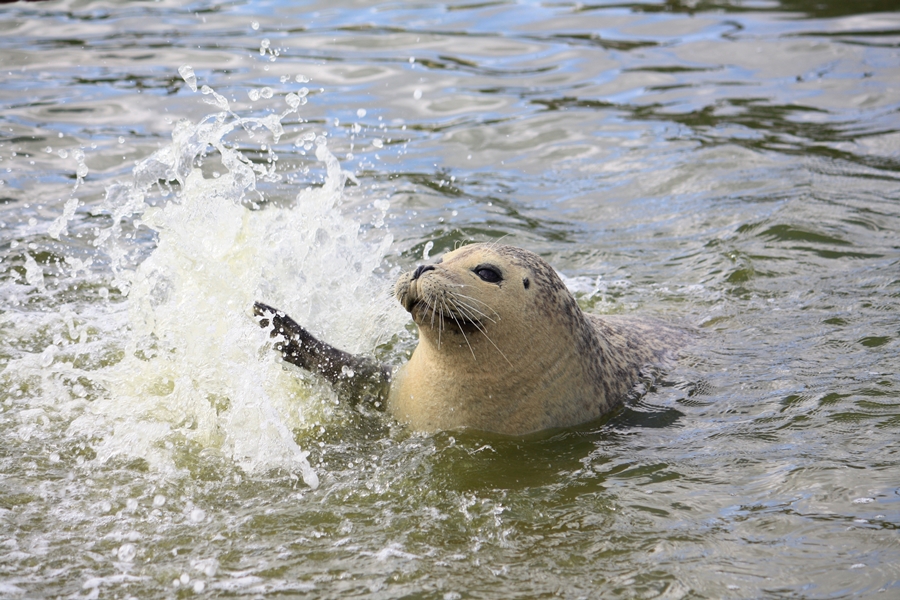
[1, 0, 899, 597]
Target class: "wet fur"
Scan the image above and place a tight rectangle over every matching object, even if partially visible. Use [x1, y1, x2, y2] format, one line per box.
[253, 302, 390, 406]
[256, 244, 690, 435]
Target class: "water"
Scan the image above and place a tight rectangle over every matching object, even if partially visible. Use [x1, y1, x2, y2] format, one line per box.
[2, 0, 899, 597]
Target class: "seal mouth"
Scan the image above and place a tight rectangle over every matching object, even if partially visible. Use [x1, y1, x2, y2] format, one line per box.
[409, 298, 482, 334]
[397, 267, 492, 337]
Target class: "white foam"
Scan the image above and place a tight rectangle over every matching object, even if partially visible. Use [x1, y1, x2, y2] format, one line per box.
[18, 81, 409, 488]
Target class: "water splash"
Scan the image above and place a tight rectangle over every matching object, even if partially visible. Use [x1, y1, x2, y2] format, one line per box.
[178, 64, 197, 92]
[5, 81, 406, 488]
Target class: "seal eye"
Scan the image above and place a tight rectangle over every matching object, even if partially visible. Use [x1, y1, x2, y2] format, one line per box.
[474, 265, 502, 284]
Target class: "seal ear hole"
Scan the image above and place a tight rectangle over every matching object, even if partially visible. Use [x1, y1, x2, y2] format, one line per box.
[474, 265, 503, 284]
[523, 277, 530, 290]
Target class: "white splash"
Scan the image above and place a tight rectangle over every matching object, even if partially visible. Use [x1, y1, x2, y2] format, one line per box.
[35, 82, 408, 487]
[178, 65, 198, 92]
[23, 253, 45, 291]
[48, 198, 79, 240]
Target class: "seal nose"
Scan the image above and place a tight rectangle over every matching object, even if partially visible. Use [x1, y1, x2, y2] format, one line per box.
[412, 264, 435, 280]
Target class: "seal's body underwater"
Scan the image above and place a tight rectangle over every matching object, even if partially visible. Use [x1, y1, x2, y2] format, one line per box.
[255, 244, 688, 435]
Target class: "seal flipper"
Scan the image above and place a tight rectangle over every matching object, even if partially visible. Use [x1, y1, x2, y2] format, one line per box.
[253, 302, 391, 409]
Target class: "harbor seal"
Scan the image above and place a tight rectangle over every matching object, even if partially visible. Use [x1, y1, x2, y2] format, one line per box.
[255, 243, 689, 435]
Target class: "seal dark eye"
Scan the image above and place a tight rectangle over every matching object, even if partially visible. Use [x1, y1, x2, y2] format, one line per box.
[474, 265, 502, 284]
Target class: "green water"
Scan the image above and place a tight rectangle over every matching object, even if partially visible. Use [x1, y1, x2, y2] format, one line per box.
[1, 0, 899, 597]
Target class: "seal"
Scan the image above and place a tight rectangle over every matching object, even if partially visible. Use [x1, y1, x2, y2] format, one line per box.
[255, 243, 689, 435]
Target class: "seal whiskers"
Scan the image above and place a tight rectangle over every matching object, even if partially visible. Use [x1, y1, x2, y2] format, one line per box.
[442, 295, 478, 361]
[445, 293, 513, 367]
[453, 292, 500, 323]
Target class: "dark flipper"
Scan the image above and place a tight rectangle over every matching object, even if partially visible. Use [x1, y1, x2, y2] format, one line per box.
[253, 301, 391, 408]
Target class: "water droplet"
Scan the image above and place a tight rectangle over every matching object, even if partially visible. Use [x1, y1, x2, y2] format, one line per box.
[356, 108, 367, 118]
[286, 93, 301, 109]
[39, 345, 57, 367]
[44, 146, 52, 153]
[117, 543, 136, 562]
[372, 139, 383, 148]
[852, 497, 875, 504]
[179, 573, 190, 585]
[153, 494, 166, 507]
[248, 89, 260, 101]
[422, 241, 434, 261]
[260, 87, 273, 99]
[24, 254, 45, 290]
[341, 365, 355, 378]
[76, 163, 89, 178]
[57, 149, 68, 158]
[178, 65, 197, 92]
[190, 508, 206, 523]
[259, 38, 270, 55]
[118, 136, 125, 144]
[197, 559, 218, 578]
[251, 21, 259, 30]
[193, 581, 206, 593]
[409, 57, 415, 64]
[413, 89, 423, 100]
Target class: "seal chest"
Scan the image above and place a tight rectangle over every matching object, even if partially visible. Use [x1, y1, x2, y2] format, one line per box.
[256, 243, 689, 436]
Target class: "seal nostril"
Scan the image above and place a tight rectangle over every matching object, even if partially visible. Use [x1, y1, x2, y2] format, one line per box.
[412, 264, 435, 280]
